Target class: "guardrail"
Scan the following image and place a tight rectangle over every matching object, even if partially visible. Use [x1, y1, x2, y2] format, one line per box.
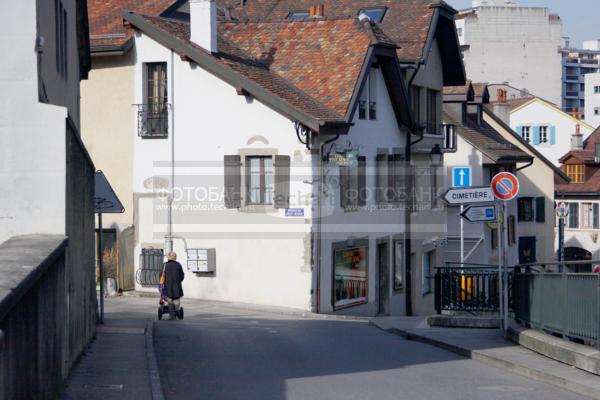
[513, 264, 600, 348]
[435, 263, 513, 314]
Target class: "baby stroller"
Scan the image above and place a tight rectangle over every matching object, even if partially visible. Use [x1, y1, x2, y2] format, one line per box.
[157, 282, 184, 320]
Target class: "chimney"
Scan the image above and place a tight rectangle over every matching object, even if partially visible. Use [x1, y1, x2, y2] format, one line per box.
[190, 0, 217, 53]
[493, 89, 510, 125]
[310, 3, 324, 17]
[571, 123, 583, 150]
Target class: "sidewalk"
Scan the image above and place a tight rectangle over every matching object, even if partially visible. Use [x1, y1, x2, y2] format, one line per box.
[370, 317, 600, 400]
[61, 297, 163, 400]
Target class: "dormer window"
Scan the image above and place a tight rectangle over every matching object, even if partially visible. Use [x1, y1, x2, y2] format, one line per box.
[358, 7, 387, 22]
[287, 10, 309, 20]
[566, 164, 585, 183]
[358, 69, 377, 121]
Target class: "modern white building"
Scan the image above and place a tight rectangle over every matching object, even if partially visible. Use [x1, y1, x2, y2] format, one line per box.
[561, 39, 600, 119]
[455, 0, 563, 106]
[584, 72, 600, 128]
[506, 96, 595, 166]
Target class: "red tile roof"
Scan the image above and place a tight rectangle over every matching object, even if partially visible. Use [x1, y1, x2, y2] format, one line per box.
[88, 0, 174, 48]
[221, 0, 446, 62]
[128, 14, 384, 124]
[557, 126, 600, 193]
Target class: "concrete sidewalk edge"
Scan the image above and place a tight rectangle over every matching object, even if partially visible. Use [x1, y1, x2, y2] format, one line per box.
[369, 320, 600, 400]
[145, 320, 166, 400]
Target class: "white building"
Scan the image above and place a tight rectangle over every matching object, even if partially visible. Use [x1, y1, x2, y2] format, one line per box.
[456, 0, 563, 106]
[506, 96, 595, 166]
[584, 72, 600, 128]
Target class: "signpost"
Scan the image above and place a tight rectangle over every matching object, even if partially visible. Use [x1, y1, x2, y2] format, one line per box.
[452, 167, 472, 262]
[491, 172, 520, 334]
[557, 201, 569, 271]
[443, 187, 495, 205]
[460, 205, 497, 223]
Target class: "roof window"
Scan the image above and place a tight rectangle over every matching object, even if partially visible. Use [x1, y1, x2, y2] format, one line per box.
[287, 10, 309, 20]
[358, 7, 387, 22]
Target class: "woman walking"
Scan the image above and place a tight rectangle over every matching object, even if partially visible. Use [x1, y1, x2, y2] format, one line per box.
[164, 252, 185, 320]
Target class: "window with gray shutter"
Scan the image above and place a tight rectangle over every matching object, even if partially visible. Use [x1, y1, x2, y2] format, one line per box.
[569, 203, 579, 228]
[357, 156, 366, 206]
[535, 197, 545, 223]
[274, 155, 291, 209]
[375, 153, 387, 204]
[224, 155, 241, 208]
[340, 165, 350, 209]
[594, 203, 599, 229]
[388, 153, 403, 204]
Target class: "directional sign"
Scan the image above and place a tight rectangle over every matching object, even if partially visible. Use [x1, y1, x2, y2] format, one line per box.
[461, 205, 497, 223]
[491, 172, 519, 201]
[452, 167, 472, 188]
[443, 187, 495, 205]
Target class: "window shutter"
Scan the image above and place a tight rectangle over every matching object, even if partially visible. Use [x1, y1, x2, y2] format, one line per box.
[532, 126, 540, 145]
[357, 156, 366, 206]
[518, 198, 525, 222]
[515, 126, 522, 137]
[375, 153, 387, 204]
[535, 197, 545, 223]
[389, 153, 403, 203]
[273, 155, 290, 209]
[550, 126, 556, 145]
[224, 155, 242, 208]
[340, 166, 350, 209]
[594, 203, 599, 229]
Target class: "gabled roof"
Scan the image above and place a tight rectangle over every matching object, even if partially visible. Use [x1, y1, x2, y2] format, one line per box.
[220, 0, 466, 85]
[471, 82, 489, 104]
[443, 81, 474, 102]
[507, 96, 597, 132]
[559, 126, 600, 164]
[556, 127, 600, 194]
[88, 0, 175, 51]
[444, 112, 532, 165]
[123, 13, 413, 134]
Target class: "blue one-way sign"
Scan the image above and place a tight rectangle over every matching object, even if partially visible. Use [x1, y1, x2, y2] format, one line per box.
[452, 167, 471, 188]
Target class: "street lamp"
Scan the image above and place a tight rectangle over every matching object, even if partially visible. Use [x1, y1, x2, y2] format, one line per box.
[430, 144, 443, 167]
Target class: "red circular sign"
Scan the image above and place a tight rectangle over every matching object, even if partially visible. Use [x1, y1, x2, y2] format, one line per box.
[491, 172, 519, 201]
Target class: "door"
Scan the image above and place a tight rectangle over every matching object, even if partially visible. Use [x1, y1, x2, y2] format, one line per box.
[378, 242, 390, 315]
[518, 237, 537, 264]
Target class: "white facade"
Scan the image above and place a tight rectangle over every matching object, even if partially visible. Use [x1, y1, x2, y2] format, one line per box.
[509, 98, 595, 166]
[458, 4, 563, 106]
[561, 43, 600, 117]
[131, 30, 409, 315]
[584, 73, 600, 128]
[0, 0, 83, 242]
[556, 199, 600, 262]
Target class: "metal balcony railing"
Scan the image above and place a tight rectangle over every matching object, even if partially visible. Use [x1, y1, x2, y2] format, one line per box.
[135, 104, 169, 138]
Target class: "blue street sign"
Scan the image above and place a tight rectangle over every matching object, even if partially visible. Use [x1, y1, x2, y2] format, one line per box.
[452, 167, 472, 188]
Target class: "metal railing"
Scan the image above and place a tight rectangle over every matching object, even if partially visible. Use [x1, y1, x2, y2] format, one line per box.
[136, 249, 164, 286]
[435, 263, 513, 314]
[513, 262, 600, 348]
[135, 104, 169, 138]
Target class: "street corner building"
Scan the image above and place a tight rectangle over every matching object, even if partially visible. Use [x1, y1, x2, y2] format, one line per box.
[83, 0, 465, 317]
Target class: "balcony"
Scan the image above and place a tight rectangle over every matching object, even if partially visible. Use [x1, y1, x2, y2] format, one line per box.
[135, 104, 169, 138]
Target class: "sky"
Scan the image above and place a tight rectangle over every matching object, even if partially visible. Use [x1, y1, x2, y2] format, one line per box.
[445, 0, 600, 48]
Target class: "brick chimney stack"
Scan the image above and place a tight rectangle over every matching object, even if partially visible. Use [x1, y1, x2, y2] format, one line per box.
[571, 123, 583, 150]
[493, 88, 510, 125]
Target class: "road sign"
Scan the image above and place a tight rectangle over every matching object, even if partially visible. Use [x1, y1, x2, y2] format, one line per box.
[557, 201, 569, 218]
[461, 205, 497, 223]
[443, 187, 495, 205]
[452, 167, 472, 188]
[491, 172, 519, 201]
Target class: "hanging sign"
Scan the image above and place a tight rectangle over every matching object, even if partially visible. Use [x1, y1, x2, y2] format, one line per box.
[329, 150, 358, 167]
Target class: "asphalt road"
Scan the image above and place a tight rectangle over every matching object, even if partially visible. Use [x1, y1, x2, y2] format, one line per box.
[154, 303, 591, 400]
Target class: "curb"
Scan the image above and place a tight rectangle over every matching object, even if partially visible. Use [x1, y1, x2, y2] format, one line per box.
[370, 321, 600, 400]
[145, 320, 166, 400]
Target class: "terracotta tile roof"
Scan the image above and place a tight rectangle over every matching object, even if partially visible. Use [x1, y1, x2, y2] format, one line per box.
[559, 126, 600, 165]
[444, 111, 531, 164]
[443, 82, 471, 96]
[556, 127, 600, 193]
[221, 0, 446, 62]
[472, 82, 488, 98]
[88, 0, 174, 48]
[131, 14, 379, 123]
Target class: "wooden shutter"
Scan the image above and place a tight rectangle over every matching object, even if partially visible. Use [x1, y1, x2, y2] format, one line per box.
[273, 155, 290, 209]
[340, 165, 350, 209]
[535, 197, 545, 223]
[357, 156, 366, 206]
[594, 203, 599, 229]
[376, 153, 387, 204]
[533, 126, 540, 145]
[224, 155, 241, 209]
[550, 126, 556, 145]
[388, 153, 403, 203]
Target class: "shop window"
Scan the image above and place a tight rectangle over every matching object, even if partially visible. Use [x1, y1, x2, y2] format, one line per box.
[422, 250, 434, 295]
[393, 239, 404, 290]
[333, 241, 368, 309]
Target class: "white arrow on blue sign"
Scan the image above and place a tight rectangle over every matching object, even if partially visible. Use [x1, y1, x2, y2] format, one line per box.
[460, 205, 497, 223]
[452, 167, 471, 188]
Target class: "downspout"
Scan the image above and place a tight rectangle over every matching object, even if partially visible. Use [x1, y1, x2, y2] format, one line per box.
[316, 132, 340, 314]
[166, 49, 175, 253]
[404, 61, 423, 317]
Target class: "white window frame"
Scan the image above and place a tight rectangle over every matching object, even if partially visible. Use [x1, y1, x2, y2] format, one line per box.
[539, 126, 548, 144]
[522, 126, 531, 143]
[582, 203, 594, 228]
[358, 69, 378, 121]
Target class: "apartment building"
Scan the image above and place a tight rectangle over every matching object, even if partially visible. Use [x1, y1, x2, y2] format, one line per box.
[561, 39, 600, 119]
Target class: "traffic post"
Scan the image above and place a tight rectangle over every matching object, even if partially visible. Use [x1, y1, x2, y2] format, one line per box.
[557, 201, 569, 272]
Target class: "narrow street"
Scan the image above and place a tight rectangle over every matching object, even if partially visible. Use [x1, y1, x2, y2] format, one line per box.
[143, 299, 589, 400]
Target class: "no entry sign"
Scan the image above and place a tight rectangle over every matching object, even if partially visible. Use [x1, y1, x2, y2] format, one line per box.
[491, 172, 519, 201]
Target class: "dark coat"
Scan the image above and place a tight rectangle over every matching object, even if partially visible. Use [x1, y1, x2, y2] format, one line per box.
[164, 260, 184, 299]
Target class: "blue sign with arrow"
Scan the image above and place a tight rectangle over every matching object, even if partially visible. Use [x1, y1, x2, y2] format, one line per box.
[452, 167, 471, 188]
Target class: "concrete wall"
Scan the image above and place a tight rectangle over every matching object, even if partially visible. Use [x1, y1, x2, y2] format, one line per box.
[585, 73, 600, 128]
[460, 6, 562, 106]
[509, 99, 595, 166]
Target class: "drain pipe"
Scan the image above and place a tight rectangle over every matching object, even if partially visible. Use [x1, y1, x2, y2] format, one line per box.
[166, 49, 175, 254]
[315, 132, 340, 313]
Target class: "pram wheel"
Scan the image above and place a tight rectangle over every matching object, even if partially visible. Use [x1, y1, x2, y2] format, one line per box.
[158, 307, 163, 320]
[178, 307, 184, 320]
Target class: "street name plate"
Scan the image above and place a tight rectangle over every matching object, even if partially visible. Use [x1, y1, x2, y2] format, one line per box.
[443, 187, 494, 205]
